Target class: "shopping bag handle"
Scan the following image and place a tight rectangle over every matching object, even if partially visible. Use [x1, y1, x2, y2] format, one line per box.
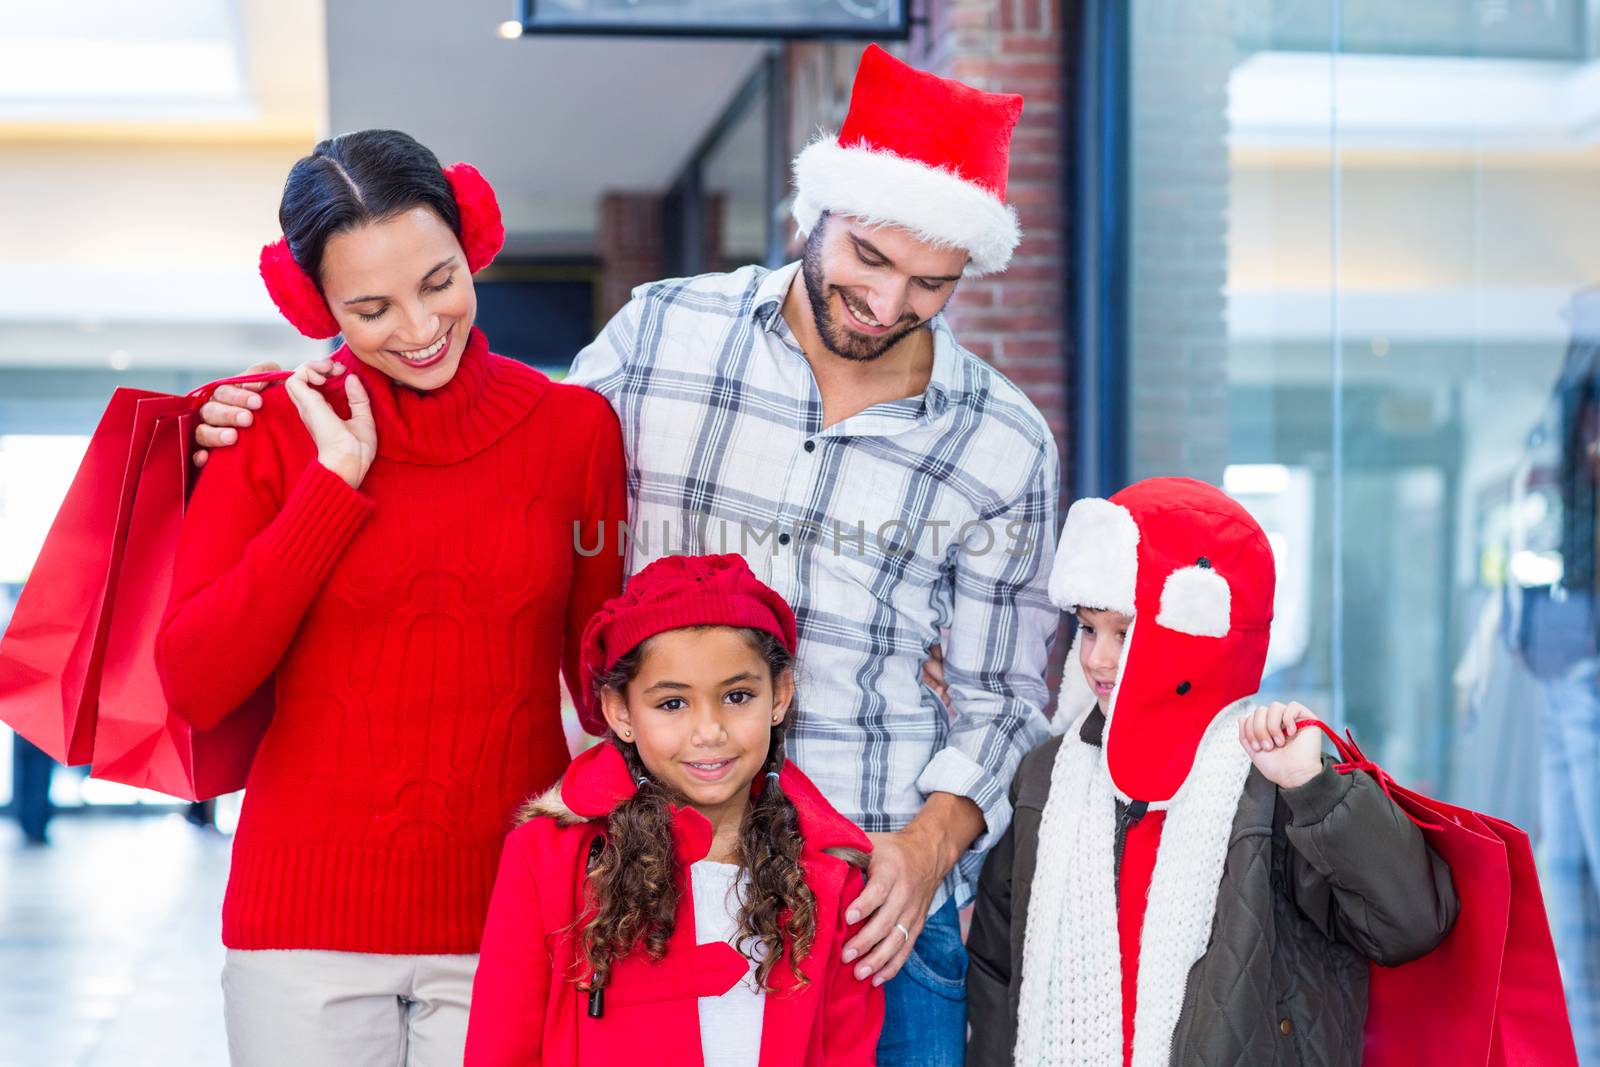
[187, 369, 295, 402]
[183, 367, 357, 407]
[1298, 717, 1443, 831]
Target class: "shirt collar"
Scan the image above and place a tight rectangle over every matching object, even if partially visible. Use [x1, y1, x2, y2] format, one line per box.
[924, 314, 963, 416]
[752, 261, 801, 334]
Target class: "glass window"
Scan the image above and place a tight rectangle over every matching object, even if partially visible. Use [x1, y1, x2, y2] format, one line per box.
[1127, 4, 1600, 1057]
[0, 434, 90, 584]
[701, 93, 770, 272]
[0, 435, 182, 809]
[0, 0, 249, 121]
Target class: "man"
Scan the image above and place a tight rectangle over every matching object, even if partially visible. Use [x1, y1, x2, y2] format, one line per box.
[194, 45, 1057, 1065]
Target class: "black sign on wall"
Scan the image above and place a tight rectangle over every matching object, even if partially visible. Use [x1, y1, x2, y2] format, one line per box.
[515, 0, 910, 40]
[472, 262, 602, 372]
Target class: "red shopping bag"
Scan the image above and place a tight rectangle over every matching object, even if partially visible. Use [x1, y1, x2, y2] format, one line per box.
[89, 390, 276, 801]
[0, 371, 289, 797]
[0, 387, 179, 763]
[1303, 720, 1579, 1067]
[1477, 809, 1575, 1067]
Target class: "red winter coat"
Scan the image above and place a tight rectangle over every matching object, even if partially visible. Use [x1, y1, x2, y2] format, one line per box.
[465, 742, 884, 1066]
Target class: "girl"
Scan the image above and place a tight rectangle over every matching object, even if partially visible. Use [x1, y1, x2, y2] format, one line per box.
[465, 553, 883, 1066]
[156, 129, 626, 1065]
[965, 477, 1458, 1067]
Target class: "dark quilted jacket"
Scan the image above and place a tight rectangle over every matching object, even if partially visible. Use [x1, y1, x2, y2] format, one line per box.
[966, 711, 1459, 1067]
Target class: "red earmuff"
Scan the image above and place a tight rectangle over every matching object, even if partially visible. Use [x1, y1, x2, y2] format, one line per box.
[259, 161, 505, 340]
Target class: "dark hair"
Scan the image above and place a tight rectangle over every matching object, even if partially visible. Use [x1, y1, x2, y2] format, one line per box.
[580, 627, 816, 995]
[279, 129, 460, 283]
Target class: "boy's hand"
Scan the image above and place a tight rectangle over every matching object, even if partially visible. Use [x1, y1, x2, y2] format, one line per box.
[1239, 701, 1322, 790]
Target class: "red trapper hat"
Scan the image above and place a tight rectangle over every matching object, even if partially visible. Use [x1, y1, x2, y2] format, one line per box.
[1048, 477, 1277, 805]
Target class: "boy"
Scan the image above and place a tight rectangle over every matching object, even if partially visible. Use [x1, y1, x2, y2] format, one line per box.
[966, 477, 1458, 1067]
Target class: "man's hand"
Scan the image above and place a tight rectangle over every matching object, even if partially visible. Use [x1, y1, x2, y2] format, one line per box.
[193, 361, 282, 467]
[842, 792, 983, 985]
[921, 641, 952, 710]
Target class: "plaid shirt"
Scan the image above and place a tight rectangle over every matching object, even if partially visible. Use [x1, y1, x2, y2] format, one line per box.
[567, 262, 1057, 909]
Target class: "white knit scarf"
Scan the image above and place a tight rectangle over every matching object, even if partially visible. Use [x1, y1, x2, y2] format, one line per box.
[1014, 700, 1254, 1067]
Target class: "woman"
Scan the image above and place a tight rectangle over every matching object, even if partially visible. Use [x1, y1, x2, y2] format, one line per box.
[156, 129, 626, 1066]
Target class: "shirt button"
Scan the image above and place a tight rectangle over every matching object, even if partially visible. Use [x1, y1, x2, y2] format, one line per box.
[804, 440, 816, 453]
[778, 533, 791, 546]
[1279, 1019, 1293, 1036]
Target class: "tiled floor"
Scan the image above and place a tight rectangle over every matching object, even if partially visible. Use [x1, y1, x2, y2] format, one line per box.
[0, 816, 231, 1066]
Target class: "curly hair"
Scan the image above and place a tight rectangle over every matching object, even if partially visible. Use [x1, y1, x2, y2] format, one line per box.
[579, 627, 817, 996]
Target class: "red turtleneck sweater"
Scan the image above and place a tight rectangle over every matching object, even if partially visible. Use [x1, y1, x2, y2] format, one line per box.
[157, 328, 626, 954]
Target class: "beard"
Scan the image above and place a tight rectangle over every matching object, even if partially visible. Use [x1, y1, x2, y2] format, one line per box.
[800, 225, 925, 363]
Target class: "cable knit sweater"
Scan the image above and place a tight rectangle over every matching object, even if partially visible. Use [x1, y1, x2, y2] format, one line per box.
[157, 327, 626, 954]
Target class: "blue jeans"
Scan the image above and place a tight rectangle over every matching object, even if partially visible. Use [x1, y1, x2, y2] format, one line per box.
[11, 734, 53, 844]
[1540, 660, 1600, 1065]
[876, 898, 968, 1067]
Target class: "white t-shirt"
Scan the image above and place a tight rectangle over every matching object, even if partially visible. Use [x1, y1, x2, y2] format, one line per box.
[691, 860, 765, 1067]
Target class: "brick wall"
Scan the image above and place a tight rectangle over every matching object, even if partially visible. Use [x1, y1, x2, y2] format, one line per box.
[596, 191, 728, 320]
[597, 193, 664, 322]
[912, 0, 1071, 477]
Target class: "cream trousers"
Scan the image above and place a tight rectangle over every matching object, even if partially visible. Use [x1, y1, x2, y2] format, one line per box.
[221, 949, 478, 1067]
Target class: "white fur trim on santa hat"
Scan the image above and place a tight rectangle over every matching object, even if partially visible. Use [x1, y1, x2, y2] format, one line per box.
[1155, 564, 1232, 638]
[1048, 497, 1139, 614]
[792, 137, 1022, 276]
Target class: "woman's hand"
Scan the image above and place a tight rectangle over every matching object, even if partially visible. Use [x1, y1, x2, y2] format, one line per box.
[1239, 700, 1323, 790]
[285, 360, 376, 490]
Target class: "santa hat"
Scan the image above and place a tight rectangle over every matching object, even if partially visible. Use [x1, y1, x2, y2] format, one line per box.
[1047, 477, 1276, 805]
[791, 44, 1023, 276]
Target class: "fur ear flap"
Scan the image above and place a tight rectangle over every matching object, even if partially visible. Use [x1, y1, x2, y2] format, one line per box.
[1049, 498, 1139, 613]
[1050, 629, 1100, 734]
[1155, 565, 1232, 638]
